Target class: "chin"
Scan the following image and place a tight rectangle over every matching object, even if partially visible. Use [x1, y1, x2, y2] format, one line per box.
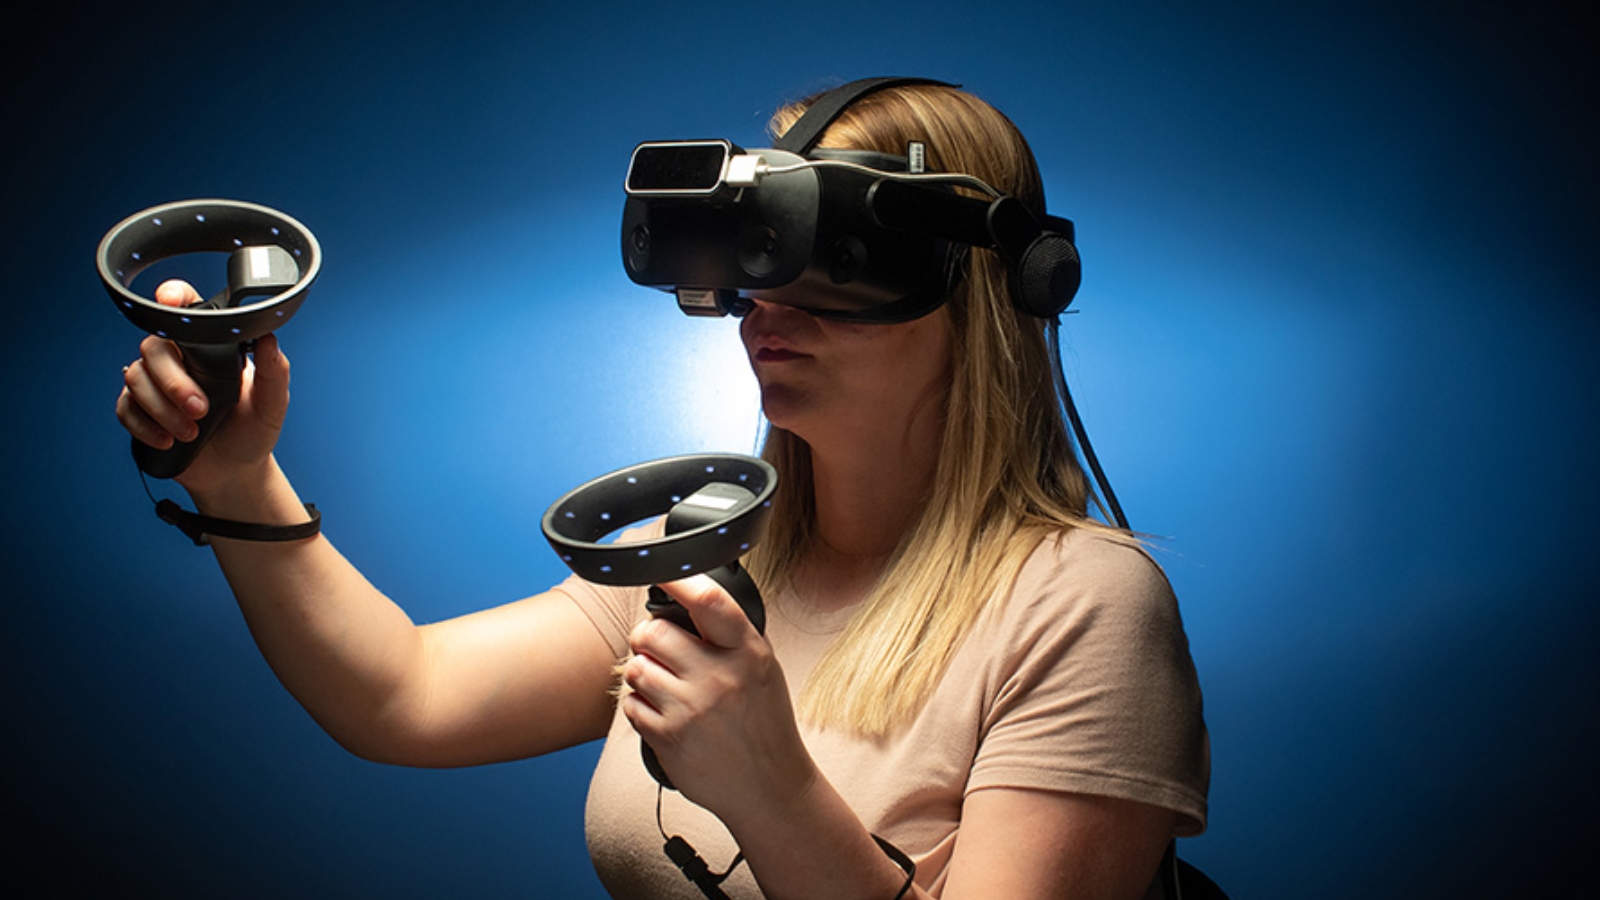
[757, 385, 813, 434]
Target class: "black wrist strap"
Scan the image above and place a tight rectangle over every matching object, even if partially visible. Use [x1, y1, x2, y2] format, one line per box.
[156, 498, 321, 546]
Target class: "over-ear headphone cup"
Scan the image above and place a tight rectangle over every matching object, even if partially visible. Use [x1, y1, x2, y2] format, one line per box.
[1014, 233, 1081, 318]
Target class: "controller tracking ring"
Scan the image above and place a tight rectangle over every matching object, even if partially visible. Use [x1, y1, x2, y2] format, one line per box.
[96, 198, 321, 343]
[541, 454, 778, 586]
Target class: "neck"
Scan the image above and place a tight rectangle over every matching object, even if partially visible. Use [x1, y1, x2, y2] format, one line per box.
[796, 395, 944, 585]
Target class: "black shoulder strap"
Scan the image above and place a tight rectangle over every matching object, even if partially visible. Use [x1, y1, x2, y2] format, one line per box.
[773, 77, 957, 155]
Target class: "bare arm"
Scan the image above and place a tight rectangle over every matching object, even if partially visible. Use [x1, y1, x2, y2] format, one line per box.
[624, 576, 1177, 900]
[723, 782, 1174, 900]
[117, 281, 617, 766]
[200, 460, 617, 765]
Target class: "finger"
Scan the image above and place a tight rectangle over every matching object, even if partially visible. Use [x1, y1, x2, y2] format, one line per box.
[115, 383, 176, 449]
[655, 574, 757, 650]
[618, 653, 679, 746]
[154, 279, 203, 308]
[136, 333, 209, 417]
[627, 616, 696, 674]
[619, 685, 669, 748]
[122, 356, 200, 442]
[619, 653, 672, 710]
[244, 333, 290, 426]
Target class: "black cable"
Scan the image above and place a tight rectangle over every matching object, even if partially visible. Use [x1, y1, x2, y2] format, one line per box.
[1047, 317, 1129, 530]
[655, 785, 744, 900]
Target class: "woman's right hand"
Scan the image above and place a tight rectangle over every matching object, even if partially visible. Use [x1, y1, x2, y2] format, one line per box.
[115, 279, 292, 496]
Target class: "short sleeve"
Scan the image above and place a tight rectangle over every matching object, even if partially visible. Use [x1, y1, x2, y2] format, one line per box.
[546, 523, 661, 659]
[966, 532, 1210, 835]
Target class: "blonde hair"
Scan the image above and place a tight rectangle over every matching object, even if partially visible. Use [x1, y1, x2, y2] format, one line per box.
[745, 83, 1124, 736]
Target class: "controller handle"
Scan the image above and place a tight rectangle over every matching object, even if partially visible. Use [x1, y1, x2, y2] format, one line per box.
[539, 454, 778, 791]
[641, 560, 766, 789]
[98, 199, 321, 479]
[133, 341, 246, 479]
[639, 485, 768, 790]
[127, 245, 299, 479]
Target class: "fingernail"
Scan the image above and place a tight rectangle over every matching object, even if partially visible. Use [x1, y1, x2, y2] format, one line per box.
[185, 396, 207, 417]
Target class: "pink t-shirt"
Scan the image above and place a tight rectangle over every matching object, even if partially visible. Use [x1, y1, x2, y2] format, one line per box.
[553, 527, 1210, 899]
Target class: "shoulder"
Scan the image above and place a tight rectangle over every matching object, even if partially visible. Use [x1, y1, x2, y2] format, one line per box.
[1003, 527, 1179, 633]
[548, 521, 662, 658]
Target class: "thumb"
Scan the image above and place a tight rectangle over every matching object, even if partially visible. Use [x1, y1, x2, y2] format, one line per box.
[246, 334, 291, 421]
[660, 574, 755, 650]
[153, 279, 203, 308]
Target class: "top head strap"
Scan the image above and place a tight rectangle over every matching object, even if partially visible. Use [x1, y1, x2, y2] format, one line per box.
[773, 77, 958, 156]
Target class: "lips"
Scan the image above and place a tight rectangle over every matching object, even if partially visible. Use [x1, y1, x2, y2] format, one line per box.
[754, 347, 807, 363]
[741, 301, 813, 363]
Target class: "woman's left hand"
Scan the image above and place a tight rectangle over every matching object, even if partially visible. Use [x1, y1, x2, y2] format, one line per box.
[619, 575, 817, 822]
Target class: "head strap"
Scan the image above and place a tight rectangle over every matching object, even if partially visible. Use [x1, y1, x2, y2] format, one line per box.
[773, 77, 957, 156]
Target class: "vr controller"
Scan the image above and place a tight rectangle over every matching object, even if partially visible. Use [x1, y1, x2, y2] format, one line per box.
[541, 454, 777, 789]
[97, 199, 321, 479]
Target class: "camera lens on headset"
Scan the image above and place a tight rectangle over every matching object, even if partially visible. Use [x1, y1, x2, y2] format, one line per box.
[627, 224, 651, 270]
[738, 223, 782, 278]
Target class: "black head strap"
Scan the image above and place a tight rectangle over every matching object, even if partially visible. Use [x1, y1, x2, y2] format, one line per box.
[774, 77, 957, 156]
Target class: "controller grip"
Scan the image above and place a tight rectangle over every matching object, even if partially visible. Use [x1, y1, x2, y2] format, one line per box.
[640, 561, 766, 790]
[132, 342, 245, 479]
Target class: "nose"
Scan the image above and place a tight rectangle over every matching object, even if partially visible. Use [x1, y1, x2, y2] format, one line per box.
[742, 296, 809, 322]
[739, 297, 807, 344]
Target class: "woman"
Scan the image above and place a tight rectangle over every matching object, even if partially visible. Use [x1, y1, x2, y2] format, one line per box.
[116, 81, 1208, 899]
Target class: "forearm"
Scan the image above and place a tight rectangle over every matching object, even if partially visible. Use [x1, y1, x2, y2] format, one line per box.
[188, 455, 431, 762]
[722, 769, 924, 900]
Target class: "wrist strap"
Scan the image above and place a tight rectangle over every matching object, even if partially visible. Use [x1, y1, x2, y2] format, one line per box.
[156, 498, 321, 546]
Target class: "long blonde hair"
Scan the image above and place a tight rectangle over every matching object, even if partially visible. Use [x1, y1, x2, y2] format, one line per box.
[744, 83, 1123, 737]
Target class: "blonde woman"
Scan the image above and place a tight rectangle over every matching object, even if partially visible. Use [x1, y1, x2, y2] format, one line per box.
[116, 80, 1209, 899]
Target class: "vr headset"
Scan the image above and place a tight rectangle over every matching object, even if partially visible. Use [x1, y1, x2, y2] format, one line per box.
[620, 77, 1082, 324]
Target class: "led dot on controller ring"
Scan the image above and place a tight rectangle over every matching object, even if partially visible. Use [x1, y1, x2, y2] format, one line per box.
[152, 218, 163, 226]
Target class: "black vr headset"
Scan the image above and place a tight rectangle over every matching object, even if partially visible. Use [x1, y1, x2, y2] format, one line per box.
[621, 77, 1082, 324]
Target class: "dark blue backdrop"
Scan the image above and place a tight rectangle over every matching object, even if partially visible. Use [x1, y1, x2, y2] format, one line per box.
[3, 1, 1595, 897]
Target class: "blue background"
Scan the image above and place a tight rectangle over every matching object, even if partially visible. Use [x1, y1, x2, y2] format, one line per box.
[3, 1, 1595, 896]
